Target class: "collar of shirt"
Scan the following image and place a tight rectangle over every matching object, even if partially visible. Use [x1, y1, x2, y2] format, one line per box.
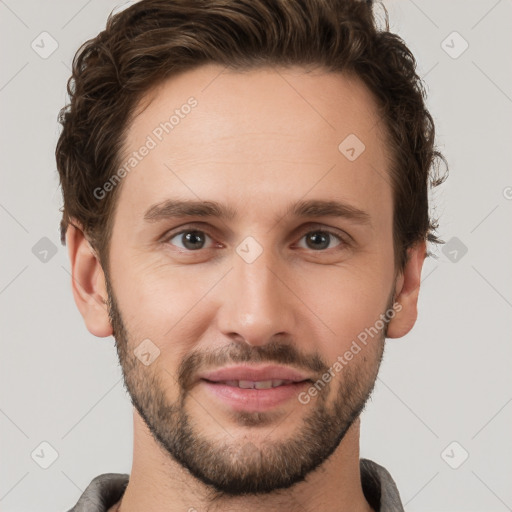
[66, 458, 404, 512]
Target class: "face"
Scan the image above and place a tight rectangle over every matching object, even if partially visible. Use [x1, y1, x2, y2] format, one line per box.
[103, 64, 400, 496]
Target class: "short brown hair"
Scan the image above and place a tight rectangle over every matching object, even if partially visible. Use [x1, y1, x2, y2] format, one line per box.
[56, 0, 447, 274]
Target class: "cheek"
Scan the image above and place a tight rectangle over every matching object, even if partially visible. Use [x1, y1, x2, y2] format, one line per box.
[300, 266, 391, 365]
[110, 257, 217, 367]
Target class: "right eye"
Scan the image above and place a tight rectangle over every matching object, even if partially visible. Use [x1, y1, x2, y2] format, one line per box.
[163, 227, 218, 251]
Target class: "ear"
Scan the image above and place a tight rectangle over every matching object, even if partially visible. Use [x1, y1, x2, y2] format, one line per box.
[386, 240, 427, 339]
[65, 220, 113, 338]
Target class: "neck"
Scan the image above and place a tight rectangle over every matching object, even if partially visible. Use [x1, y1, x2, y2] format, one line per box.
[115, 410, 373, 512]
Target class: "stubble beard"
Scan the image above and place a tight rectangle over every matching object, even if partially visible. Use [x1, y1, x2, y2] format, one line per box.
[105, 273, 388, 497]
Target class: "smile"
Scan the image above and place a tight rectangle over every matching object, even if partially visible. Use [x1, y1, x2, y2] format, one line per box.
[209, 379, 295, 389]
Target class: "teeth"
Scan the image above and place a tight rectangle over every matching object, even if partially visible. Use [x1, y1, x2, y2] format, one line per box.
[220, 379, 291, 388]
[254, 380, 273, 389]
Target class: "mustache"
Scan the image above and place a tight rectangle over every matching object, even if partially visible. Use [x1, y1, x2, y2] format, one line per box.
[177, 340, 329, 391]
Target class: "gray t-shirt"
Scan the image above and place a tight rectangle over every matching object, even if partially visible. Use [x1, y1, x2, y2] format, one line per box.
[67, 458, 404, 511]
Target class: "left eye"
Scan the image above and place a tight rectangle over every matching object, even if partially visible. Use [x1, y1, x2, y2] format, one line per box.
[296, 230, 343, 251]
[164, 228, 345, 252]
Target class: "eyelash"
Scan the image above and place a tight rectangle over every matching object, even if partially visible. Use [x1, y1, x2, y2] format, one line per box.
[161, 224, 350, 253]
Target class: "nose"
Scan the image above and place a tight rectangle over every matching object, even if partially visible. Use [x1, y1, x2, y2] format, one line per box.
[215, 245, 296, 347]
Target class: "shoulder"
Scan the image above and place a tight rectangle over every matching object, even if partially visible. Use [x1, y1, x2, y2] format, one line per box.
[360, 458, 404, 512]
[66, 473, 129, 512]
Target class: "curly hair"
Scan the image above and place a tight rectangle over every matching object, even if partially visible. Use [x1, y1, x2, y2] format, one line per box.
[56, 0, 447, 274]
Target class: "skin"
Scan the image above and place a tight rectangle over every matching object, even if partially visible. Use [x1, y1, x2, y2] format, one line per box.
[67, 64, 426, 512]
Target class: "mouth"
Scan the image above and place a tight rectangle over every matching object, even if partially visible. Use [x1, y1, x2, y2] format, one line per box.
[201, 378, 307, 389]
[197, 365, 313, 412]
[199, 363, 312, 384]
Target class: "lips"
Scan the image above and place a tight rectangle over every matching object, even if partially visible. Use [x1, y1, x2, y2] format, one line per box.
[199, 364, 312, 385]
[197, 365, 314, 412]
[213, 379, 294, 389]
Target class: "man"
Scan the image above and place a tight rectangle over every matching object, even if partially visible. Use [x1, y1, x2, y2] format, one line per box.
[58, 0, 447, 510]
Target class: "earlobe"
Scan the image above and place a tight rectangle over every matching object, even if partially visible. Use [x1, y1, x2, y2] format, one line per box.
[386, 240, 427, 339]
[66, 220, 113, 338]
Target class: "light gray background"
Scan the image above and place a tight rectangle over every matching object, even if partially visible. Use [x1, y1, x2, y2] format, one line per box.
[1, 1, 511, 510]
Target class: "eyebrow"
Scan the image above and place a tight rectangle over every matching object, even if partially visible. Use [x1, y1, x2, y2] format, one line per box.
[143, 198, 372, 226]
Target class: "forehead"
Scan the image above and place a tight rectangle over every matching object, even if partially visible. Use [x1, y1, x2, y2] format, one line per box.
[117, 64, 392, 225]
